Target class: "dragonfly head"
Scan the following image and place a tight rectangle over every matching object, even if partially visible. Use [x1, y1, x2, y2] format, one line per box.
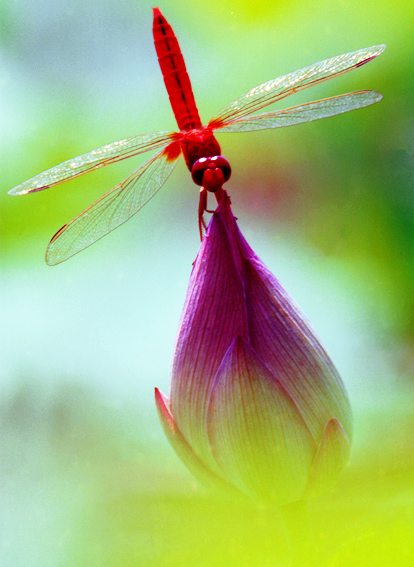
[191, 156, 231, 192]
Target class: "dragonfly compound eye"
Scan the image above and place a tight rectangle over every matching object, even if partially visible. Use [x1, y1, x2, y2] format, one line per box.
[191, 156, 231, 192]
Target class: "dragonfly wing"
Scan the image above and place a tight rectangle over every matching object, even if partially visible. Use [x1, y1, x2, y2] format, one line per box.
[212, 91, 382, 132]
[210, 45, 385, 126]
[8, 131, 177, 195]
[45, 147, 179, 265]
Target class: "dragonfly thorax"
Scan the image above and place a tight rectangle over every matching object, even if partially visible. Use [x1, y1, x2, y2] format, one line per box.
[191, 156, 231, 191]
[180, 127, 222, 171]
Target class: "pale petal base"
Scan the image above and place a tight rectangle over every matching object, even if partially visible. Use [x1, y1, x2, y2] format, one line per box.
[155, 388, 243, 497]
[207, 337, 316, 506]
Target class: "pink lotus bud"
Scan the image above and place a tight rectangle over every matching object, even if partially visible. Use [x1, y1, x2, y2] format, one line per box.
[155, 193, 351, 506]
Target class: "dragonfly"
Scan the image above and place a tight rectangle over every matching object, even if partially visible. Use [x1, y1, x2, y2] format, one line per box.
[8, 7, 385, 265]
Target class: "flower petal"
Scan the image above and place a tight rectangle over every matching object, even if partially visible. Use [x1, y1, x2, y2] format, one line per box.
[155, 388, 241, 494]
[169, 207, 248, 471]
[207, 336, 316, 506]
[241, 252, 352, 443]
[306, 417, 351, 498]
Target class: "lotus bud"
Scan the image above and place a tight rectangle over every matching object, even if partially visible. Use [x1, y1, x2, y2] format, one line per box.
[155, 192, 351, 506]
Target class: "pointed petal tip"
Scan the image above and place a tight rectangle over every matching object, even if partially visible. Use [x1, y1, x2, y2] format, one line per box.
[155, 387, 176, 433]
[306, 417, 351, 498]
[154, 386, 164, 400]
[155, 387, 243, 496]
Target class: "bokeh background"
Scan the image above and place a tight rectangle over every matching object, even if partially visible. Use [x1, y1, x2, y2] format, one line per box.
[1, 0, 413, 565]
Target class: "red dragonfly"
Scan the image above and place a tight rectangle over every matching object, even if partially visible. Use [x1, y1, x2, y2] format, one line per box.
[9, 7, 385, 265]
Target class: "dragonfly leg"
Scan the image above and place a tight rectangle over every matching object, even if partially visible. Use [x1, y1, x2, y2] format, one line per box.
[205, 187, 224, 213]
[198, 187, 225, 239]
[198, 187, 208, 240]
[213, 187, 224, 205]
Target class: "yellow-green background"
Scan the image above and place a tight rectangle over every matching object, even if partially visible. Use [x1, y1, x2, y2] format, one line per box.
[1, 0, 413, 565]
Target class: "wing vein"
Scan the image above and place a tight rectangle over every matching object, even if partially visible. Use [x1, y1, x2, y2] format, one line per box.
[45, 148, 180, 265]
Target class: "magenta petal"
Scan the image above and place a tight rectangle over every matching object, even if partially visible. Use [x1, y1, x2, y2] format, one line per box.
[306, 417, 351, 497]
[155, 388, 240, 494]
[160, 194, 352, 503]
[241, 254, 352, 443]
[169, 208, 248, 470]
[207, 336, 316, 506]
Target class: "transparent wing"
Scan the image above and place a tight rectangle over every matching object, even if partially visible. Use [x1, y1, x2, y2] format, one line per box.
[45, 147, 179, 265]
[8, 131, 176, 195]
[211, 91, 382, 133]
[210, 45, 386, 126]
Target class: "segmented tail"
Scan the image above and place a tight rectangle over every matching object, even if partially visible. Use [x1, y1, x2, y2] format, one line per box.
[153, 8, 202, 132]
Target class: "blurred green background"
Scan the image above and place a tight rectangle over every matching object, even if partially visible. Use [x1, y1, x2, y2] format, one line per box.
[1, 0, 413, 565]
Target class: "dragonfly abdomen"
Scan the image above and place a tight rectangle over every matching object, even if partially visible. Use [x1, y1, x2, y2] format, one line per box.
[153, 7, 202, 132]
